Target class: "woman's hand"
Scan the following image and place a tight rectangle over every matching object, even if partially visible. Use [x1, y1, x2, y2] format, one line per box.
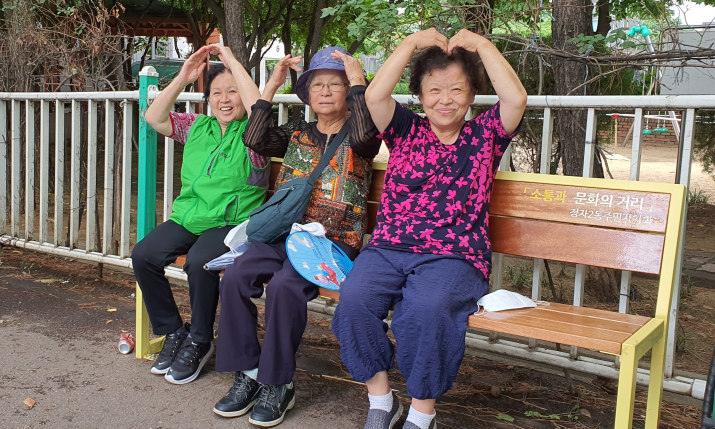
[405, 28, 449, 52]
[177, 46, 209, 84]
[208, 43, 240, 69]
[330, 50, 366, 86]
[447, 29, 488, 54]
[266, 54, 302, 92]
[447, 29, 527, 134]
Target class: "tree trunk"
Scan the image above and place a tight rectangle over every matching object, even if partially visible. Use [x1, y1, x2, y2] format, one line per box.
[223, 0, 248, 64]
[466, 0, 496, 34]
[552, 0, 596, 177]
[304, 0, 328, 67]
[595, 0, 611, 37]
[280, 4, 298, 94]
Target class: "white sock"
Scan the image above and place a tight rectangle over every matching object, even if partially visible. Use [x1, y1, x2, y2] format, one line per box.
[406, 406, 435, 429]
[242, 368, 259, 381]
[368, 391, 393, 412]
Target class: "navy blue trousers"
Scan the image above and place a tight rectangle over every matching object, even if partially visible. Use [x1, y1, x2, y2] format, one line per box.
[332, 246, 488, 400]
[216, 240, 357, 386]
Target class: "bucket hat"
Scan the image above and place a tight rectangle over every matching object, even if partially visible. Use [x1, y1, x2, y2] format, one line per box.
[296, 46, 355, 104]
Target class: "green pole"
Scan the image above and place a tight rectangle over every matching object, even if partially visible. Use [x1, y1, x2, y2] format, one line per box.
[136, 66, 159, 359]
[137, 66, 158, 241]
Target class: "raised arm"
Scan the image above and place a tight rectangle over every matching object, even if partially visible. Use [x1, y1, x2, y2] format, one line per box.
[241, 55, 305, 157]
[145, 46, 209, 136]
[261, 54, 303, 103]
[448, 30, 527, 135]
[365, 29, 448, 132]
[208, 44, 261, 116]
[329, 51, 381, 158]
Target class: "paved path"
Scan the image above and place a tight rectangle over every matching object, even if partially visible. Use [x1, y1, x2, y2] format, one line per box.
[0, 277, 364, 429]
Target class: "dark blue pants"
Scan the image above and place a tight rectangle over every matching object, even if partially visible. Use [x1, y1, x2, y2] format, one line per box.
[332, 246, 488, 400]
[216, 240, 357, 386]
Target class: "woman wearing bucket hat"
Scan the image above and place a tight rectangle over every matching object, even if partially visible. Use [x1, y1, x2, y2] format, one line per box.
[332, 28, 527, 429]
[212, 46, 381, 427]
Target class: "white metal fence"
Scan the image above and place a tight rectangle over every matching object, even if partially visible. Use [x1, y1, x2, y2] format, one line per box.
[0, 89, 712, 399]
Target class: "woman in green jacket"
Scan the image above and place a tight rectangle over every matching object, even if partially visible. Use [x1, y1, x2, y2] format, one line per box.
[132, 45, 268, 385]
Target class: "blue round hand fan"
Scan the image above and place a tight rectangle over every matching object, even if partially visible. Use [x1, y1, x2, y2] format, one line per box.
[285, 231, 353, 291]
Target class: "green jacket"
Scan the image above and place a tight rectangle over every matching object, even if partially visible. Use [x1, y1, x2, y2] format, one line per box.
[169, 115, 268, 235]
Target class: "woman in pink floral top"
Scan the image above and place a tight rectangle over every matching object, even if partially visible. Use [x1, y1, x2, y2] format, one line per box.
[332, 29, 527, 429]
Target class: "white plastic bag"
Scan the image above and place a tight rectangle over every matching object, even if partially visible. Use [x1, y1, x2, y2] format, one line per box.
[224, 219, 250, 251]
[203, 220, 251, 271]
[474, 289, 547, 315]
[289, 222, 326, 237]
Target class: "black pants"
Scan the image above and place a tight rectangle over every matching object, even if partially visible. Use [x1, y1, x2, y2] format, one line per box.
[132, 220, 230, 343]
[215, 240, 357, 386]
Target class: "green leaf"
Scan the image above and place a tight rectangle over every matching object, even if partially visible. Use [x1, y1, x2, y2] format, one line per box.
[496, 413, 515, 422]
[524, 411, 560, 420]
[321, 7, 336, 18]
[622, 41, 637, 49]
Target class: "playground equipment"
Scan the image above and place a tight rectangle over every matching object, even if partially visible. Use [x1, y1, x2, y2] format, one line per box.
[622, 25, 682, 141]
[606, 113, 679, 145]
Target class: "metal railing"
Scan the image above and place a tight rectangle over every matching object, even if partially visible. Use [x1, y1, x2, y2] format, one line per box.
[0, 66, 711, 399]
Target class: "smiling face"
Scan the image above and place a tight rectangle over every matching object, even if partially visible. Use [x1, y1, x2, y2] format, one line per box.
[418, 63, 473, 133]
[307, 69, 350, 119]
[208, 71, 246, 128]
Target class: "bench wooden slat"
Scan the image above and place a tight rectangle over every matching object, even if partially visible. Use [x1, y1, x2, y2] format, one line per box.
[490, 216, 665, 275]
[491, 180, 671, 233]
[318, 288, 341, 300]
[468, 304, 650, 355]
[368, 168, 386, 202]
[503, 303, 649, 333]
[532, 302, 650, 326]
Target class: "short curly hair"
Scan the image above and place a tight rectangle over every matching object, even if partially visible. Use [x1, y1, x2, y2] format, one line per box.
[408, 46, 488, 97]
[203, 64, 232, 104]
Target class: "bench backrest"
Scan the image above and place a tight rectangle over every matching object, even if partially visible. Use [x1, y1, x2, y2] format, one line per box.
[268, 159, 686, 320]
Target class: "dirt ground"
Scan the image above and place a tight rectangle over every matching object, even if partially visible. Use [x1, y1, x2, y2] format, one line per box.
[0, 247, 704, 429]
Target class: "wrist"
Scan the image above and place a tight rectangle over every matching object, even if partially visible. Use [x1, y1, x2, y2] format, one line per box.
[226, 58, 241, 70]
[349, 76, 366, 86]
[403, 34, 419, 50]
[474, 36, 492, 51]
[175, 76, 193, 88]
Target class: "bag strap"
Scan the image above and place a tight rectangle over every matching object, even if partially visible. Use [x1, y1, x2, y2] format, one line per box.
[308, 122, 351, 182]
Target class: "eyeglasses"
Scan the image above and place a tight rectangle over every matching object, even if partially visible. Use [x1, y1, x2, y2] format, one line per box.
[308, 82, 349, 92]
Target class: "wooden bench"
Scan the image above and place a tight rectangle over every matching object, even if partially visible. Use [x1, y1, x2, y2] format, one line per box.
[137, 160, 685, 429]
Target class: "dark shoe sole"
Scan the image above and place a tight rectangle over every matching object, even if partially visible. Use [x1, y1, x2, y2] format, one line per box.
[213, 397, 259, 418]
[388, 401, 403, 429]
[248, 394, 296, 427]
[164, 342, 214, 385]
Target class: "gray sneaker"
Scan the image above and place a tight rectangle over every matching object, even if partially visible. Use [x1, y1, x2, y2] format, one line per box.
[402, 417, 436, 429]
[364, 392, 403, 429]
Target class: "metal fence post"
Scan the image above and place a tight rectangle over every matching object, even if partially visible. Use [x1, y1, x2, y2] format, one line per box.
[135, 66, 160, 359]
[665, 109, 696, 378]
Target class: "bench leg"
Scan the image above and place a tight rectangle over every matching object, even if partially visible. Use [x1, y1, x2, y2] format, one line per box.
[614, 343, 638, 429]
[644, 335, 666, 429]
[134, 283, 164, 359]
